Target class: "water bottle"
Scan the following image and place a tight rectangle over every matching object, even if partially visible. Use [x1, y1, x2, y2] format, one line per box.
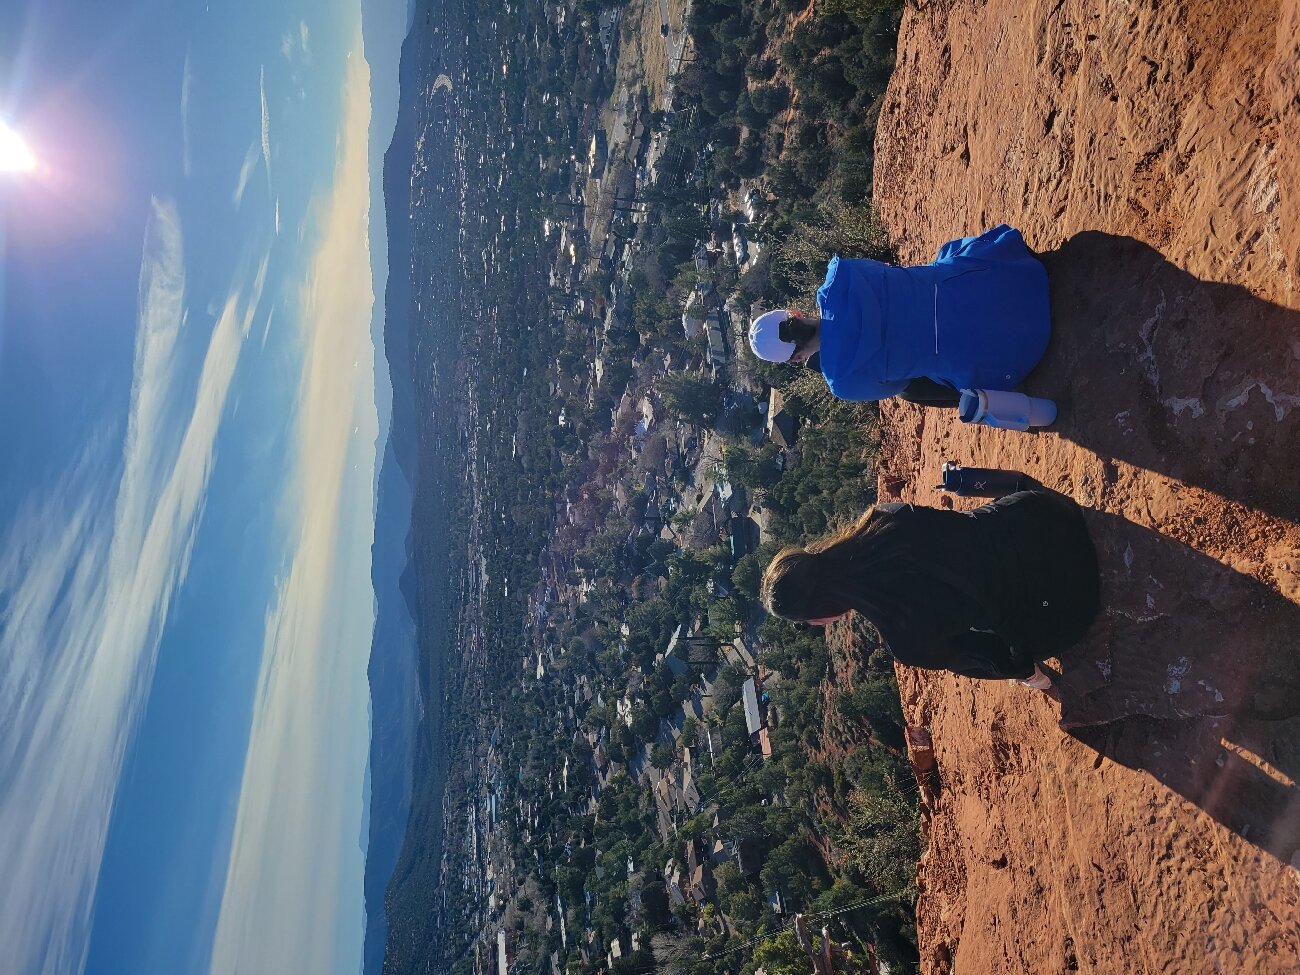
[937, 461, 1025, 498]
[958, 388, 1057, 430]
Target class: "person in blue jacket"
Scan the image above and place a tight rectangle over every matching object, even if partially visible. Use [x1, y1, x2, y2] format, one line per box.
[748, 225, 1052, 404]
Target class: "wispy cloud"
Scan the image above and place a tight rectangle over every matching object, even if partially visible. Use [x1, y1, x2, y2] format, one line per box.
[281, 21, 312, 65]
[232, 141, 259, 206]
[260, 306, 275, 349]
[181, 50, 193, 177]
[259, 65, 272, 192]
[208, 39, 377, 975]
[0, 198, 267, 975]
[234, 65, 275, 208]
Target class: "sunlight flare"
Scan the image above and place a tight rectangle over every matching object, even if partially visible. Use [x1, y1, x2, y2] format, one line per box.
[0, 121, 37, 172]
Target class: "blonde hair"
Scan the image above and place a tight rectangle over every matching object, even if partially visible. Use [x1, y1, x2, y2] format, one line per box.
[760, 508, 890, 622]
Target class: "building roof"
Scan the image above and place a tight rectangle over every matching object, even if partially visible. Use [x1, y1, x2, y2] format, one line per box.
[706, 321, 726, 367]
[662, 648, 690, 678]
[766, 387, 797, 448]
[742, 677, 762, 736]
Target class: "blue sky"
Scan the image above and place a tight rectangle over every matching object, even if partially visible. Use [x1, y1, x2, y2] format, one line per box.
[0, 1, 406, 972]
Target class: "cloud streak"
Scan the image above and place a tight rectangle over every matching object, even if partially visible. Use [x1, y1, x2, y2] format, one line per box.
[0, 199, 267, 975]
[232, 141, 259, 206]
[259, 65, 272, 193]
[208, 38, 378, 975]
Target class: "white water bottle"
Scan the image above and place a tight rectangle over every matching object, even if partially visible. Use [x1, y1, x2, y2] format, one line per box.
[958, 388, 1057, 431]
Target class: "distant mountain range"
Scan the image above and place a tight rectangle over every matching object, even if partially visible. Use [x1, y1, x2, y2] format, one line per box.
[361, 3, 423, 973]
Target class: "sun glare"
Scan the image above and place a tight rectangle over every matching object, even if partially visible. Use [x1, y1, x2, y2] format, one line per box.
[0, 122, 37, 173]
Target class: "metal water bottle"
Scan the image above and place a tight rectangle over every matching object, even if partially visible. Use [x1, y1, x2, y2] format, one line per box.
[937, 461, 1025, 498]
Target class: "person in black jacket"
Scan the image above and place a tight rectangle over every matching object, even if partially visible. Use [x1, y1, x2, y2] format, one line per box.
[759, 491, 1100, 692]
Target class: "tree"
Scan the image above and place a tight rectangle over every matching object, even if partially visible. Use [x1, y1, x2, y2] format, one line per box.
[752, 930, 810, 975]
[745, 56, 777, 81]
[731, 540, 781, 602]
[750, 81, 791, 115]
[735, 91, 766, 130]
[710, 661, 748, 714]
[769, 198, 893, 308]
[727, 887, 764, 922]
[651, 740, 677, 770]
[631, 280, 679, 344]
[835, 671, 907, 749]
[641, 879, 671, 924]
[679, 716, 699, 749]
[835, 784, 920, 898]
[722, 441, 781, 490]
[632, 708, 661, 743]
[659, 372, 726, 425]
[819, 0, 904, 23]
[762, 833, 826, 908]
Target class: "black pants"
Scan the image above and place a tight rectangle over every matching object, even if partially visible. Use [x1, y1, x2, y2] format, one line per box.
[804, 356, 962, 408]
[899, 378, 961, 408]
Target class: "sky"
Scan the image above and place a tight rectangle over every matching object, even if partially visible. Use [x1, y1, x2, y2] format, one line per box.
[0, 1, 407, 973]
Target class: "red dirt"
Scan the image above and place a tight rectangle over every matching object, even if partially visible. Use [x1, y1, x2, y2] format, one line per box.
[869, 1, 1300, 972]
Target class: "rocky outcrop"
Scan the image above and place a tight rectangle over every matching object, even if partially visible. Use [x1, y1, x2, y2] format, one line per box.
[872, 1, 1300, 971]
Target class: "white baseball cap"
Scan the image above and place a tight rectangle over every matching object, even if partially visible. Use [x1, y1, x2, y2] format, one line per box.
[748, 309, 796, 363]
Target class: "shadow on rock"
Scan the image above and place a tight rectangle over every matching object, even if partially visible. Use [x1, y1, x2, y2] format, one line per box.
[1067, 714, 1300, 865]
[1053, 507, 1300, 862]
[1031, 231, 1300, 523]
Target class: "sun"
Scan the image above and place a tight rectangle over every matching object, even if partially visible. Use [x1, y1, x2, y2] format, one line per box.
[0, 121, 37, 173]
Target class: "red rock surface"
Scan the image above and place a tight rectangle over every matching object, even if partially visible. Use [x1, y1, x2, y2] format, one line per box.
[870, 1, 1300, 971]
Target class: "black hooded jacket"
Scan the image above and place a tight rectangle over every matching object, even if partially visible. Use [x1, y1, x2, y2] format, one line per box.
[853, 491, 1099, 680]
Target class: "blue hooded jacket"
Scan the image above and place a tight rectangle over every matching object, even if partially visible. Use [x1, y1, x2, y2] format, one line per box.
[816, 225, 1052, 401]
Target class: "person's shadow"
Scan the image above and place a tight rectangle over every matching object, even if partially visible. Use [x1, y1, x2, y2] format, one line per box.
[1003, 232, 1300, 860]
[1028, 231, 1300, 523]
[1016, 490, 1300, 863]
